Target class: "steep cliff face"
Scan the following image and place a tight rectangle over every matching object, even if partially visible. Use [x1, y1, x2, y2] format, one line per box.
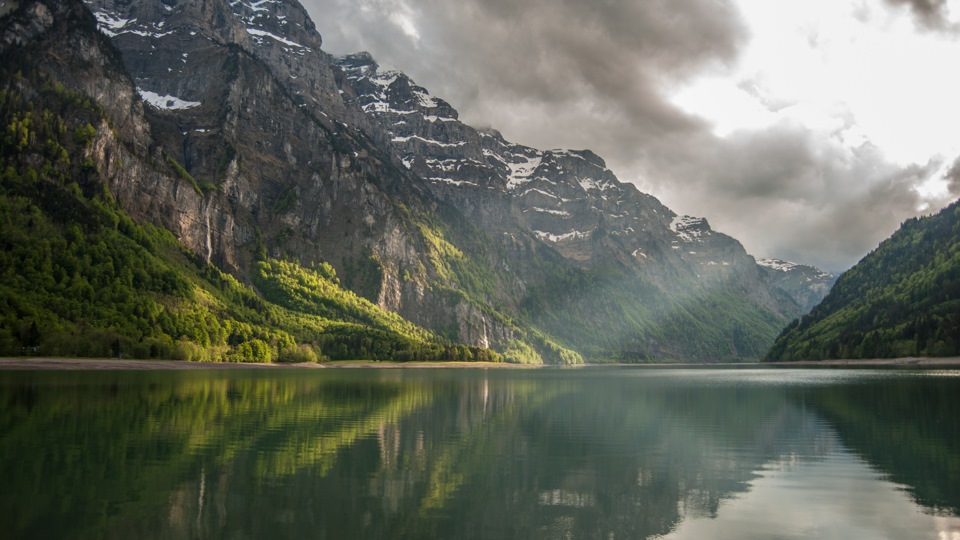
[82, 0, 406, 277]
[3, 0, 535, 358]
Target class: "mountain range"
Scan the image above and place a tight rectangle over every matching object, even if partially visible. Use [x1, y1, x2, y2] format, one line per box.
[0, 0, 834, 363]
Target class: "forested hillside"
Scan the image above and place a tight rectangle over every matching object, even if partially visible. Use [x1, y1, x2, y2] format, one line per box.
[0, 70, 499, 363]
[766, 200, 960, 361]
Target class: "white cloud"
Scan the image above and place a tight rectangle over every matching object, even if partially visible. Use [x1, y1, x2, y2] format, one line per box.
[388, 2, 420, 42]
[678, 0, 960, 166]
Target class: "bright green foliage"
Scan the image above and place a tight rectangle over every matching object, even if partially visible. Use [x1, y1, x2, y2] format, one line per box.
[256, 259, 431, 343]
[767, 201, 960, 361]
[164, 155, 203, 195]
[501, 339, 542, 365]
[254, 259, 501, 362]
[0, 76, 503, 363]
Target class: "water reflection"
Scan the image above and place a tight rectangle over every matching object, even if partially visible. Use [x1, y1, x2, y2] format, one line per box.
[0, 368, 958, 539]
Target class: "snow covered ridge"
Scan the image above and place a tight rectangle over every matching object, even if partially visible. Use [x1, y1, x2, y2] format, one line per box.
[757, 258, 800, 272]
[337, 53, 448, 117]
[137, 89, 201, 110]
[757, 258, 833, 278]
[92, 10, 174, 38]
[670, 215, 710, 242]
[533, 230, 592, 243]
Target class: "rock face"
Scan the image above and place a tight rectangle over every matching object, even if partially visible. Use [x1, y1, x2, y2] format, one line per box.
[757, 259, 836, 314]
[57, 0, 527, 357]
[335, 53, 801, 314]
[5, 0, 834, 361]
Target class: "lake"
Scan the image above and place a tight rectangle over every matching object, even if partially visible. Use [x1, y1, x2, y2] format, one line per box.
[1, 366, 959, 539]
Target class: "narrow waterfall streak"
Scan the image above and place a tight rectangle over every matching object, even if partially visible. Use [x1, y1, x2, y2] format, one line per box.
[204, 203, 213, 264]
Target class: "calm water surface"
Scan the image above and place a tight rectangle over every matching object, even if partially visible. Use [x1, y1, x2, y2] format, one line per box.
[1, 367, 959, 539]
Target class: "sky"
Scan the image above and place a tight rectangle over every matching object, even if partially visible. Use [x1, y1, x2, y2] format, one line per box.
[301, 0, 960, 271]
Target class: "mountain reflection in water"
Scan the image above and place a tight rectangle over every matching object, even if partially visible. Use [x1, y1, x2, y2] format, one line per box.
[0, 367, 958, 539]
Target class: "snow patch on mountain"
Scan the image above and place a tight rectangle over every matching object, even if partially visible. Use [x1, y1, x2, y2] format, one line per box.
[246, 28, 308, 49]
[528, 207, 572, 217]
[91, 11, 129, 36]
[137, 88, 200, 110]
[413, 90, 437, 108]
[577, 177, 610, 193]
[757, 258, 800, 272]
[430, 177, 477, 187]
[758, 258, 833, 279]
[534, 230, 592, 242]
[506, 154, 543, 190]
[670, 215, 709, 242]
[392, 135, 466, 148]
[92, 11, 174, 38]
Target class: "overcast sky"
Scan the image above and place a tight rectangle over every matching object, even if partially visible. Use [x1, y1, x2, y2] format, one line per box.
[301, 0, 960, 271]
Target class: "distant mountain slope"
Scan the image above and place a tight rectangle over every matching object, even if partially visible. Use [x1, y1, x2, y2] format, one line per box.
[757, 258, 835, 313]
[336, 52, 829, 360]
[766, 200, 960, 361]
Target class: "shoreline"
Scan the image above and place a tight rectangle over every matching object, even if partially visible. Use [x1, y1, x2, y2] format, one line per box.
[1, 356, 960, 371]
[776, 357, 960, 367]
[0, 358, 530, 370]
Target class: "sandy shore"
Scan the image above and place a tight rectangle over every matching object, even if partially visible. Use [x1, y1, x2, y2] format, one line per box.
[2, 357, 960, 371]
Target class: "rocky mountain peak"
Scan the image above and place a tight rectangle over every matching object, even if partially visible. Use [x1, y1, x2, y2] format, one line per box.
[84, 0, 351, 128]
[337, 52, 458, 122]
[335, 52, 749, 273]
[670, 215, 711, 241]
[230, 0, 321, 49]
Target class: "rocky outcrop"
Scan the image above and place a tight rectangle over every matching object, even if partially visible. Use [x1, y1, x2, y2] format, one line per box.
[758, 259, 836, 313]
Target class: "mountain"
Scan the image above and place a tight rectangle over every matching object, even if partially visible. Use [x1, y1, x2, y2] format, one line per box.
[1, 0, 524, 363]
[1, 0, 831, 363]
[757, 258, 836, 313]
[335, 52, 834, 359]
[766, 200, 960, 361]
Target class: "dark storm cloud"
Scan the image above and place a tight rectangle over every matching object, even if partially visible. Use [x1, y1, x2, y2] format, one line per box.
[883, 0, 955, 30]
[945, 156, 960, 194]
[636, 121, 957, 271]
[300, 0, 956, 271]
[304, 0, 745, 137]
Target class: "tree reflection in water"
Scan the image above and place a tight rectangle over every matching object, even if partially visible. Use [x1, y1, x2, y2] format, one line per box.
[0, 368, 958, 539]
